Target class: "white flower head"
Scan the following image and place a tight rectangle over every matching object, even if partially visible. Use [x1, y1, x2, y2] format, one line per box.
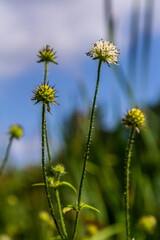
[87, 40, 120, 66]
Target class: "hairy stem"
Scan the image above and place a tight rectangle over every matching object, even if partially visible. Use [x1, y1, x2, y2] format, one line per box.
[45, 125, 54, 175]
[45, 122, 68, 239]
[44, 62, 48, 85]
[124, 127, 135, 240]
[55, 188, 68, 239]
[72, 60, 102, 240]
[0, 136, 13, 175]
[42, 104, 65, 240]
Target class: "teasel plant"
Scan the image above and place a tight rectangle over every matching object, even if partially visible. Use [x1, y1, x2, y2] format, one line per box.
[31, 45, 77, 240]
[122, 108, 146, 240]
[0, 124, 23, 176]
[31, 42, 119, 240]
[71, 40, 120, 240]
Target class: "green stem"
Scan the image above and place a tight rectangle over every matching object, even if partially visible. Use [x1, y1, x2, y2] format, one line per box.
[55, 188, 68, 239]
[44, 62, 48, 85]
[45, 122, 68, 239]
[72, 60, 102, 240]
[124, 127, 135, 240]
[45, 125, 54, 175]
[0, 136, 13, 175]
[42, 104, 65, 240]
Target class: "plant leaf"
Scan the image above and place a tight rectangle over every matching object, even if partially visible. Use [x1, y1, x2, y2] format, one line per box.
[58, 181, 77, 194]
[63, 205, 74, 214]
[83, 204, 100, 213]
[32, 183, 45, 187]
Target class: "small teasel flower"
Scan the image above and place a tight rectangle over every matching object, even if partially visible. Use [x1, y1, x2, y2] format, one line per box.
[9, 124, 23, 139]
[37, 45, 58, 64]
[123, 108, 147, 240]
[47, 177, 55, 186]
[86, 39, 119, 66]
[122, 108, 146, 133]
[53, 164, 66, 175]
[31, 83, 59, 113]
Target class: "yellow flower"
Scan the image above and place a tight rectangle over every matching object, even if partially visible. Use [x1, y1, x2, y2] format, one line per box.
[123, 108, 146, 132]
[87, 40, 119, 66]
[9, 124, 23, 139]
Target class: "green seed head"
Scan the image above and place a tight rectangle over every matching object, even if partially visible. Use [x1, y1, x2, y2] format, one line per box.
[9, 124, 23, 139]
[31, 83, 59, 113]
[37, 45, 58, 64]
[53, 164, 66, 175]
[47, 177, 55, 186]
[123, 108, 145, 131]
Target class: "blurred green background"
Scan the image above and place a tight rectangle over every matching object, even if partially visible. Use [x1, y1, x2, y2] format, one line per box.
[0, 0, 160, 239]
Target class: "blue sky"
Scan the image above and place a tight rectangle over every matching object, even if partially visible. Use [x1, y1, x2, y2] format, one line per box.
[0, 0, 159, 167]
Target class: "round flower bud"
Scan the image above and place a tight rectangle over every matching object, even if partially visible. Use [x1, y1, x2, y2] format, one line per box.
[53, 164, 66, 175]
[123, 108, 145, 132]
[9, 124, 23, 139]
[37, 45, 58, 64]
[31, 83, 59, 113]
[87, 40, 119, 66]
[47, 177, 55, 187]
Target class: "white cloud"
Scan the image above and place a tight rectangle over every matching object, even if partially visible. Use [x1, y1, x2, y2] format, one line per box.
[0, 0, 159, 78]
[0, 0, 104, 78]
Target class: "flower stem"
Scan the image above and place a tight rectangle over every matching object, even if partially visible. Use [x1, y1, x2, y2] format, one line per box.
[72, 60, 102, 240]
[0, 136, 13, 175]
[44, 62, 48, 85]
[55, 188, 68, 239]
[124, 127, 135, 240]
[45, 125, 54, 175]
[42, 104, 65, 240]
[45, 122, 68, 239]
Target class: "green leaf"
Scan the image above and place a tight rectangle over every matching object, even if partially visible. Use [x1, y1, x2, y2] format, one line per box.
[32, 183, 45, 187]
[83, 204, 100, 213]
[58, 181, 77, 194]
[63, 205, 74, 214]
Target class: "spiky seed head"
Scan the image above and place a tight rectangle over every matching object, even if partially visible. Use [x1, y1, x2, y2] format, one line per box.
[37, 45, 58, 64]
[31, 83, 59, 113]
[123, 108, 145, 132]
[86, 40, 119, 66]
[9, 124, 23, 139]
